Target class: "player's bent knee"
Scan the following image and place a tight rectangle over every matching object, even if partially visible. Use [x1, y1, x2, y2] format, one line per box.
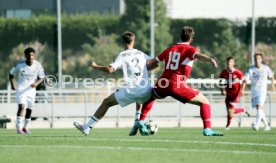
[202, 98, 210, 105]
[189, 94, 210, 106]
[102, 97, 117, 108]
[102, 98, 111, 107]
[197, 93, 210, 105]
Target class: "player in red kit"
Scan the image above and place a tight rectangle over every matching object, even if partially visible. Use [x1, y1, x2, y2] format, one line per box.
[136, 26, 224, 136]
[219, 57, 250, 130]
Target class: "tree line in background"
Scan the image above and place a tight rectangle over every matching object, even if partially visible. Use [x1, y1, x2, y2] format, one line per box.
[0, 0, 276, 89]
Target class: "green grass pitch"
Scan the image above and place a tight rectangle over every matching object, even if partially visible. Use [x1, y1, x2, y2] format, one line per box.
[0, 128, 276, 163]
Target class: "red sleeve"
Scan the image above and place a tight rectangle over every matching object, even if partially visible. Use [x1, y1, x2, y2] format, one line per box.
[237, 69, 244, 79]
[157, 48, 169, 62]
[186, 46, 197, 60]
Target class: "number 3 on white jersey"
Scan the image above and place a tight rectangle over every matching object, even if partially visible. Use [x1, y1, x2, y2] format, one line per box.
[166, 51, 180, 70]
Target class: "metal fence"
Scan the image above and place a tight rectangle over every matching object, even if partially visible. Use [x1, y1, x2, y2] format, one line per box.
[0, 90, 275, 128]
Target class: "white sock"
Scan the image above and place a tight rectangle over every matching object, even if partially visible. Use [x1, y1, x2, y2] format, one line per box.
[24, 119, 31, 129]
[16, 116, 23, 130]
[86, 116, 99, 128]
[135, 111, 141, 121]
[260, 110, 269, 127]
[255, 110, 262, 128]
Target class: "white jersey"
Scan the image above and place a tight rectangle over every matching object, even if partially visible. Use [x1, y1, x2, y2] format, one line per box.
[9, 60, 45, 91]
[110, 49, 150, 88]
[244, 64, 274, 98]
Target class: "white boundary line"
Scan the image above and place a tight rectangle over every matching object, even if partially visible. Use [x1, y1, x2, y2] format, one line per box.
[0, 144, 275, 155]
[89, 138, 276, 147]
[32, 137, 276, 148]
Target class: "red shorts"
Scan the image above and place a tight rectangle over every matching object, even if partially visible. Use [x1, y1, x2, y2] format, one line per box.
[153, 79, 199, 103]
[225, 93, 241, 108]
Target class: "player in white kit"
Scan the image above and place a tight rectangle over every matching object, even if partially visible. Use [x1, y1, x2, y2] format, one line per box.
[74, 31, 155, 136]
[241, 53, 275, 131]
[9, 47, 45, 134]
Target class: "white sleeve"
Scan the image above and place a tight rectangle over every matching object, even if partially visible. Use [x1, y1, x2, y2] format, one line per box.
[109, 54, 122, 70]
[38, 63, 45, 78]
[9, 65, 18, 76]
[244, 68, 251, 82]
[144, 54, 151, 60]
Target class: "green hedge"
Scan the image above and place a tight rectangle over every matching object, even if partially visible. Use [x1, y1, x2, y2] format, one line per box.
[1, 15, 275, 55]
[170, 18, 234, 47]
[0, 15, 119, 54]
[1, 15, 276, 89]
[170, 17, 276, 46]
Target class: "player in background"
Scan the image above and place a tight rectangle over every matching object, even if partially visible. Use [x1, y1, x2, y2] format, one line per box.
[73, 31, 156, 136]
[241, 53, 275, 131]
[219, 57, 250, 130]
[135, 26, 224, 136]
[9, 47, 45, 134]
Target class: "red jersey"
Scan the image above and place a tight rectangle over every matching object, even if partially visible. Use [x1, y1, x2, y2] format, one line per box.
[219, 68, 244, 96]
[156, 43, 197, 82]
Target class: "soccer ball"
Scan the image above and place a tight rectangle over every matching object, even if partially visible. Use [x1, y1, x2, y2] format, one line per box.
[145, 120, 158, 135]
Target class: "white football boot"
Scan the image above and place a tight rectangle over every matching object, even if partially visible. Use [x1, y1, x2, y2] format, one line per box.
[264, 126, 271, 131]
[73, 121, 91, 136]
[225, 126, 231, 131]
[252, 123, 259, 131]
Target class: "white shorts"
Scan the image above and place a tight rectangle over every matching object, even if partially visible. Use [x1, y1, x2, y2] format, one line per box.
[16, 88, 36, 110]
[252, 95, 266, 108]
[114, 85, 152, 107]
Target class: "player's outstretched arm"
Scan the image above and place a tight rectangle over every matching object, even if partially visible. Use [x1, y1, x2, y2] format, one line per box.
[146, 59, 158, 71]
[9, 74, 16, 90]
[194, 53, 217, 68]
[88, 61, 115, 74]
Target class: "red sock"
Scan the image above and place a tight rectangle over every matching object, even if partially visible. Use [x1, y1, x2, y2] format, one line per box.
[234, 108, 244, 114]
[139, 98, 155, 120]
[200, 103, 211, 129]
[226, 115, 233, 127]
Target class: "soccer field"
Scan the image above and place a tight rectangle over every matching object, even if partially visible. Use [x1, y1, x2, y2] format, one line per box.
[0, 128, 276, 163]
